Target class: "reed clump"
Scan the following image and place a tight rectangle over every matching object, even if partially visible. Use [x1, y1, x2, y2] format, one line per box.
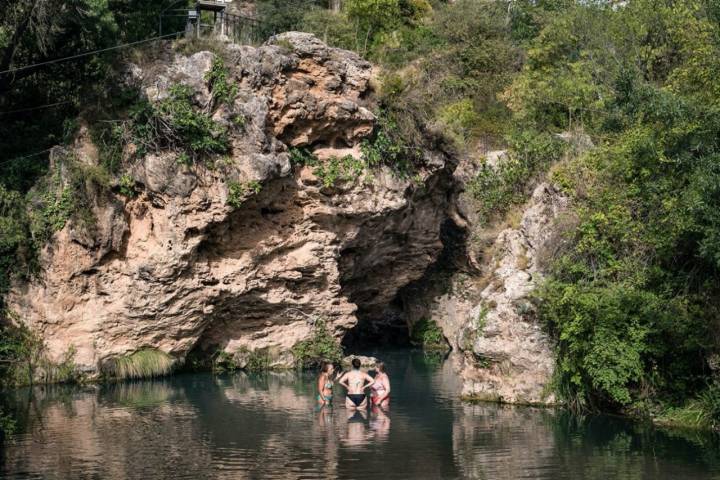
[110, 349, 174, 380]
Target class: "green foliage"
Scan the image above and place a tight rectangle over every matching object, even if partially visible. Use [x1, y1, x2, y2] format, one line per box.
[205, 56, 238, 107]
[245, 349, 272, 372]
[300, 9, 358, 52]
[212, 350, 241, 373]
[360, 111, 418, 175]
[467, 130, 564, 225]
[410, 317, 447, 350]
[0, 322, 78, 387]
[27, 173, 76, 244]
[314, 155, 366, 188]
[118, 173, 137, 198]
[0, 407, 16, 439]
[227, 180, 262, 208]
[105, 84, 229, 164]
[292, 320, 343, 369]
[108, 349, 174, 380]
[658, 383, 720, 430]
[0, 186, 34, 301]
[515, 0, 720, 415]
[289, 148, 373, 187]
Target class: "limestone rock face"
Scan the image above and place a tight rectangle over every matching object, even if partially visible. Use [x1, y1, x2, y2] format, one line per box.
[457, 183, 568, 405]
[7, 33, 454, 375]
[404, 179, 568, 405]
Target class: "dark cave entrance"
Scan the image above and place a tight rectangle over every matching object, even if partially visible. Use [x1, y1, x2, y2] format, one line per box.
[340, 217, 469, 350]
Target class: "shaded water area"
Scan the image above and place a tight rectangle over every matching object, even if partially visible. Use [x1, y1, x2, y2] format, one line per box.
[2, 350, 720, 479]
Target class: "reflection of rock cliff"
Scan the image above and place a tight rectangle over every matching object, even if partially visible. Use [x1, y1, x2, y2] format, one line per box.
[7, 33, 455, 375]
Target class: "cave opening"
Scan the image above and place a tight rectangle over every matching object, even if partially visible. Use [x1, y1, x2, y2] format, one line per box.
[341, 217, 470, 351]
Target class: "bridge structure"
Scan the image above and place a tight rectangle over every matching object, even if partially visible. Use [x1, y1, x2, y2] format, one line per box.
[186, 0, 262, 44]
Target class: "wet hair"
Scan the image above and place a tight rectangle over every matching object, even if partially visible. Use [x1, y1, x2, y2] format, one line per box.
[320, 361, 333, 373]
[351, 358, 361, 369]
[376, 362, 386, 373]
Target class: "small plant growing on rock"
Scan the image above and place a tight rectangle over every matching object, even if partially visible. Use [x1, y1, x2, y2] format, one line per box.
[292, 319, 343, 369]
[227, 180, 262, 208]
[118, 173, 137, 198]
[212, 350, 241, 373]
[205, 57, 238, 107]
[245, 349, 272, 372]
[410, 318, 448, 351]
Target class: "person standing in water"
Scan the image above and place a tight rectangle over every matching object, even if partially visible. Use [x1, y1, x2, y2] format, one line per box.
[370, 362, 391, 408]
[338, 358, 374, 409]
[317, 362, 335, 407]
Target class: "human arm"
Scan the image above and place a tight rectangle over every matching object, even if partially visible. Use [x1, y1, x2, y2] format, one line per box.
[338, 372, 349, 390]
[317, 374, 326, 401]
[363, 372, 375, 390]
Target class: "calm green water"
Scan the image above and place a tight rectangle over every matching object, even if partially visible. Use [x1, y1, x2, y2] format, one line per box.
[1, 350, 720, 479]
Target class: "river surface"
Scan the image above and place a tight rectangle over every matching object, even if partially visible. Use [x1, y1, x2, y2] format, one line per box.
[1, 349, 720, 479]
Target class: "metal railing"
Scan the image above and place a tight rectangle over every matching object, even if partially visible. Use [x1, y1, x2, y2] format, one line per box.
[223, 12, 263, 45]
[184, 9, 263, 46]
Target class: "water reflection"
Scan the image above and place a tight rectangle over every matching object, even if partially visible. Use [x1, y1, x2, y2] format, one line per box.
[1, 351, 720, 480]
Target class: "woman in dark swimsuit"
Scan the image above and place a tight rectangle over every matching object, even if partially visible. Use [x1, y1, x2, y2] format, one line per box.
[338, 358, 375, 409]
[317, 362, 335, 406]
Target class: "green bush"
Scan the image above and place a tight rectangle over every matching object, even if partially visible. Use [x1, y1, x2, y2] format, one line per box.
[245, 349, 272, 372]
[292, 320, 343, 369]
[0, 323, 78, 387]
[118, 173, 137, 198]
[657, 382, 720, 430]
[0, 186, 34, 302]
[410, 318, 447, 350]
[467, 130, 564, 225]
[107, 84, 230, 164]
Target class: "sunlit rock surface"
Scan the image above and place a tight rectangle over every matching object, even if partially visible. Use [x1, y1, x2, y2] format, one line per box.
[7, 33, 455, 375]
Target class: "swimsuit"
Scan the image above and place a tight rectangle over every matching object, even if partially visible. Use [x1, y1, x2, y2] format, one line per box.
[347, 393, 366, 406]
[371, 374, 389, 404]
[318, 378, 333, 402]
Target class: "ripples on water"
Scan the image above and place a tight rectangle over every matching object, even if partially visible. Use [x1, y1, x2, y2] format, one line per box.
[2, 350, 720, 479]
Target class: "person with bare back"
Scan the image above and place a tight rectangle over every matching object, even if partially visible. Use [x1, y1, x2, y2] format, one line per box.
[338, 358, 374, 409]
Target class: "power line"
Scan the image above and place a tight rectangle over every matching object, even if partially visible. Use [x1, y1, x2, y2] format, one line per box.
[0, 30, 185, 77]
[0, 149, 54, 169]
[0, 100, 73, 116]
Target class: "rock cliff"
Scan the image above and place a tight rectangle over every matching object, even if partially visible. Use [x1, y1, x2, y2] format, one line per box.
[402, 161, 567, 404]
[7, 33, 456, 376]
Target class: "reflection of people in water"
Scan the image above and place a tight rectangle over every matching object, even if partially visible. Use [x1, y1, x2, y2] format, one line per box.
[370, 404, 391, 441]
[344, 408, 370, 447]
[338, 358, 374, 409]
[370, 362, 391, 408]
[317, 362, 335, 407]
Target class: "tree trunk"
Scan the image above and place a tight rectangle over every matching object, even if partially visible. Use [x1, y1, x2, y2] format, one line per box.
[330, 0, 342, 13]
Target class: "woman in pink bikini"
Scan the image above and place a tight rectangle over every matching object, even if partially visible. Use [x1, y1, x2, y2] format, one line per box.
[370, 362, 391, 408]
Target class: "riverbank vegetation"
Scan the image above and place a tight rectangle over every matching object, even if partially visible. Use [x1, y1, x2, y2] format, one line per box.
[3, 0, 720, 431]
